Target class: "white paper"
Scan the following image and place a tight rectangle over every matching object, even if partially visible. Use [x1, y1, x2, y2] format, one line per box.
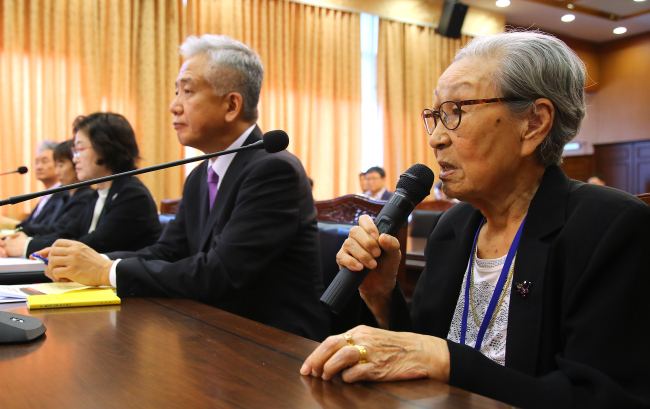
[0, 257, 46, 273]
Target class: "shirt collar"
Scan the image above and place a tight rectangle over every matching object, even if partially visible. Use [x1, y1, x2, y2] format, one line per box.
[207, 124, 256, 190]
[366, 187, 387, 200]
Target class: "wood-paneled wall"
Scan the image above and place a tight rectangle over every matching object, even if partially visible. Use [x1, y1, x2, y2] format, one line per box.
[594, 141, 650, 195]
[561, 155, 594, 183]
[596, 33, 650, 145]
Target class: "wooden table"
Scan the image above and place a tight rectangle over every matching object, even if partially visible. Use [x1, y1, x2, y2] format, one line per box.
[0, 298, 509, 409]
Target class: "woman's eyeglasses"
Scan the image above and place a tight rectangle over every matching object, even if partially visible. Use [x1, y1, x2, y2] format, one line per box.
[71, 146, 91, 158]
[421, 97, 526, 134]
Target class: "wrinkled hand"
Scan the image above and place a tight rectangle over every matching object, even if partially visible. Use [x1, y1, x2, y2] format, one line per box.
[300, 325, 450, 384]
[1, 232, 29, 257]
[40, 239, 113, 287]
[336, 215, 402, 324]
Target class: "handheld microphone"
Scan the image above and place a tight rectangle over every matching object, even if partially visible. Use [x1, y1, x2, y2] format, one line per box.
[320, 164, 435, 314]
[0, 130, 289, 208]
[0, 166, 28, 176]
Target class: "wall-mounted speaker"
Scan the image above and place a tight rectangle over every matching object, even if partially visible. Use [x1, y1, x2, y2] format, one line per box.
[437, 1, 468, 39]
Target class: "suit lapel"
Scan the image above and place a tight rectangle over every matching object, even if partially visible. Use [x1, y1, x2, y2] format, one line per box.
[506, 165, 569, 374]
[96, 177, 128, 226]
[414, 206, 484, 337]
[198, 126, 264, 251]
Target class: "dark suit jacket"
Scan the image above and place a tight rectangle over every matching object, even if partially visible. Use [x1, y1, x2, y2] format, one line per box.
[380, 189, 392, 201]
[26, 177, 161, 254]
[17, 190, 68, 231]
[20, 187, 95, 236]
[107, 127, 328, 341]
[382, 165, 650, 408]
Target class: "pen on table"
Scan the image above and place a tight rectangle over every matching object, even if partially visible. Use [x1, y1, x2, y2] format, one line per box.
[31, 253, 49, 266]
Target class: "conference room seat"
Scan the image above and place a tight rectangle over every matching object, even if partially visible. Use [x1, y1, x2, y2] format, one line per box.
[636, 192, 650, 206]
[415, 199, 457, 211]
[315, 194, 408, 334]
[410, 209, 444, 238]
[159, 198, 181, 229]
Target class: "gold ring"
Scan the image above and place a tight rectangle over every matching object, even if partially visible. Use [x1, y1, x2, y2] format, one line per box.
[355, 345, 367, 364]
[343, 333, 354, 346]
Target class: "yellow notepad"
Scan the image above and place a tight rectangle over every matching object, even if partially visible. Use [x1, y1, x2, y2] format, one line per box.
[27, 289, 121, 310]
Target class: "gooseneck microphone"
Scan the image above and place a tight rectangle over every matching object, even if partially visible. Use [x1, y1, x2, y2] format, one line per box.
[320, 163, 435, 314]
[0, 166, 28, 176]
[0, 130, 289, 208]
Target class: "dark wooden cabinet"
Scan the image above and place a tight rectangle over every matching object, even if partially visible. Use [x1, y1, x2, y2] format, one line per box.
[594, 141, 650, 195]
[561, 155, 594, 182]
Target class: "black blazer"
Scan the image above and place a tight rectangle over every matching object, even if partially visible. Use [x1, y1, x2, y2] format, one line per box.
[20, 187, 95, 236]
[17, 190, 68, 231]
[26, 177, 161, 254]
[384, 165, 650, 408]
[108, 127, 329, 341]
[380, 189, 392, 201]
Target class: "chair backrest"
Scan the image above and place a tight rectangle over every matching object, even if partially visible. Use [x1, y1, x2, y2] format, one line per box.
[415, 199, 456, 211]
[315, 194, 408, 293]
[161, 198, 182, 215]
[410, 209, 443, 238]
[636, 193, 650, 206]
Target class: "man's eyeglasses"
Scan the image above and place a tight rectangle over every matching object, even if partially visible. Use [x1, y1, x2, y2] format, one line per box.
[421, 97, 526, 134]
[71, 146, 91, 158]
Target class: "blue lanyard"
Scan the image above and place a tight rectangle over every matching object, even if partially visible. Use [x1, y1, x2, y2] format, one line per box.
[460, 216, 526, 349]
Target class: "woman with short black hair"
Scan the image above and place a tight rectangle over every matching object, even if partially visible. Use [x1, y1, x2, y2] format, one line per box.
[1, 112, 161, 257]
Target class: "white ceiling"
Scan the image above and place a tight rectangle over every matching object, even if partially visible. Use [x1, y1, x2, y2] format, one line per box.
[461, 0, 650, 43]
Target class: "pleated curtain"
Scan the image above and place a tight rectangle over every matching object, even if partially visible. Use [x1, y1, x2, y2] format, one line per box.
[377, 18, 470, 190]
[1, 0, 184, 218]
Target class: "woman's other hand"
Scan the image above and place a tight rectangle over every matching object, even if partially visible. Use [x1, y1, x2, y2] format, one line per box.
[300, 325, 450, 384]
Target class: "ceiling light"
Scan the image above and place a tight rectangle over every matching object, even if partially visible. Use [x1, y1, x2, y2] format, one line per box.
[613, 27, 627, 34]
[561, 14, 575, 22]
[634, 0, 645, 3]
[567, 4, 574, 9]
[496, 0, 510, 7]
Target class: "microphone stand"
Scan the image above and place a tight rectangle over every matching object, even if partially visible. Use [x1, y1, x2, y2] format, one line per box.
[0, 141, 264, 208]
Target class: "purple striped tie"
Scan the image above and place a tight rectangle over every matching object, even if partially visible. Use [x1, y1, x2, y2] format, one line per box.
[208, 167, 219, 210]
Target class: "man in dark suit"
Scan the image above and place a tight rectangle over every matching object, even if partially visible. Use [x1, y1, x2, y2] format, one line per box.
[37, 34, 328, 341]
[363, 166, 392, 200]
[0, 141, 66, 232]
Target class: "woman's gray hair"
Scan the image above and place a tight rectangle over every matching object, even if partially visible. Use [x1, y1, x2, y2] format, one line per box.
[454, 30, 586, 167]
[180, 34, 264, 122]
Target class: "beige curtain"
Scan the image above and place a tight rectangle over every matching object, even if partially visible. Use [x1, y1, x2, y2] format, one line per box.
[0, 0, 182, 219]
[377, 18, 470, 191]
[186, 0, 362, 200]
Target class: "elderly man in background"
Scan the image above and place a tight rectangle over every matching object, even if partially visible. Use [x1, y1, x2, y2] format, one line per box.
[36, 34, 328, 341]
[0, 141, 65, 232]
[302, 30, 650, 408]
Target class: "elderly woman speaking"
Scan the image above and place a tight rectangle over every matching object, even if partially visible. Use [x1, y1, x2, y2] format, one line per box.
[301, 31, 650, 408]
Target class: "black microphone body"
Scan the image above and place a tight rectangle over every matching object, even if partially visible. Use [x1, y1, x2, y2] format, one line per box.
[0, 166, 28, 176]
[0, 130, 289, 208]
[320, 164, 435, 314]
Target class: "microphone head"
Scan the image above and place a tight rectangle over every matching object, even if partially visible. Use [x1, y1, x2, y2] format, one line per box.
[396, 164, 435, 204]
[262, 130, 289, 153]
[18, 166, 28, 175]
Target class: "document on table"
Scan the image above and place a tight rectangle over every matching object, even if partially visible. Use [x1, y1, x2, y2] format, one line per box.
[0, 282, 110, 304]
[0, 257, 46, 273]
